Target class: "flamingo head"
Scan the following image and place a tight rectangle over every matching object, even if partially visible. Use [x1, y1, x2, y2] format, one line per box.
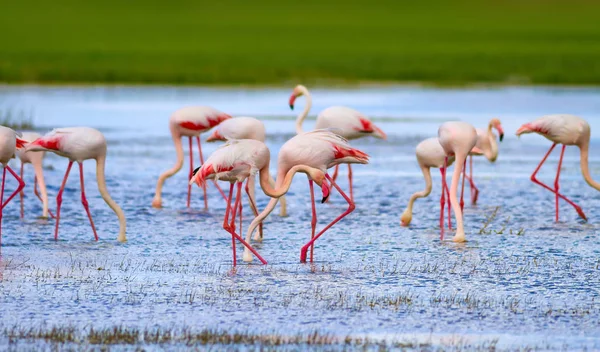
[400, 209, 412, 227]
[515, 122, 534, 137]
[189, 164, 214, 188]
[25, 136, 58, 153]
[289, 84, 307, 110]
[206, 128, 225, 142]
[309, 169, 330, 203]
[490, 118, 504, 142]
[15, 137, 28, 149]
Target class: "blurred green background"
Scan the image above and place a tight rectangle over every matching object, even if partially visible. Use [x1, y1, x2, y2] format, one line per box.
[1, 0, 599, 85]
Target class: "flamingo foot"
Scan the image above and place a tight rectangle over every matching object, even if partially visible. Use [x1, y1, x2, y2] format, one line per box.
[243, 248, 254, 262]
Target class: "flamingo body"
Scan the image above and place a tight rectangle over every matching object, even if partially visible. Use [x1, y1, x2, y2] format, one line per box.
[206, 117, 266, 142]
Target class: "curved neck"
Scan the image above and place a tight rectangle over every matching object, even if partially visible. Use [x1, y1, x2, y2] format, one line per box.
[154, 128, 184, 200]
[487, 129, 499, 162]
[407, 166, 433, 212]
[580, 143, 600, 191]
[259, 164, 319, 198]
[295, 89, 312, 135]
[246, 196, 279, 243]
[96, 155, 127, 242]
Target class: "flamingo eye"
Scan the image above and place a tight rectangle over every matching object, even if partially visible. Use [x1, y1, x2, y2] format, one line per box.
[191, 166, 201, 177]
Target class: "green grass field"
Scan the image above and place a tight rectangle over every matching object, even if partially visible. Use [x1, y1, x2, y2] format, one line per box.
[1, 0, 600, 85]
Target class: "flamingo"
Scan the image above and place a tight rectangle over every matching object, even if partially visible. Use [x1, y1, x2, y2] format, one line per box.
[438, 121, 478, 242]
[244, 129, 369, 263]
[465, 118, 504, 205]
[152, 106, 231, 210]
[15, 131, 53, 219]
[0, 126, 27, 244]
[206, 116, 287, 217]
[516, 114, 598, 222]
[399, 137, 455, 229]
[289, 85, 385, 201]
[26, 127, 127, 242]
[189, 139, 269, 266]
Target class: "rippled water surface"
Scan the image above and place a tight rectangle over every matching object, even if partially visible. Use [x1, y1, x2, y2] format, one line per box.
[0, 85, 599, 350]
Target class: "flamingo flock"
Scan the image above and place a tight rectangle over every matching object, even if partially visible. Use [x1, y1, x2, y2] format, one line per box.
[0, 85, 598, 266]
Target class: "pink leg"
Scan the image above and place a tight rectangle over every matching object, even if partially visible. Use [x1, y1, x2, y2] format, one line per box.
[309, 180, 317, 262]
[460, 159, 466, 212]
[3, 166, 26, 210]
[554, 145, 566, 222]
[33, 175, 55, 219]
[300, 174, 355, 263]
[0, 168, 5, 245]
[468, 155, 479, 204]
[19, 163, 24, 219]
[223, 182, 267, 265]
[332, 165, 339, 182]
[445, 176, 452, 230]
[196, 136, 213, 210]
[55, 161, 73, 241]
[239, 195, 243, 234]
[223, 183, 237, 265]
[440, 158, 448, 240]
[439, 168, 446, 233]
[530, 144, 586, 220]
[348, 164, 354, 202]
[79, 163, 99, 241]
[187, 137, 193, 208]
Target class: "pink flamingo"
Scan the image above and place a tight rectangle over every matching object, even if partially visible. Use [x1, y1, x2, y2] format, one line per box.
[15, 131, 53, 219]
[206, 116, 287, 217]
[465, 118, 504, 205]
[0, 126, 27, 245]
[516, 114, 598, 221]
[152, 106, 231, 210]
[400, 137, 455, 229]
[289, 85, 385, 201]
[438, 121, 478, 242]
[244, 129, 369, 263]
[26, 127, 127, 242]
[189, 139, 270, 266]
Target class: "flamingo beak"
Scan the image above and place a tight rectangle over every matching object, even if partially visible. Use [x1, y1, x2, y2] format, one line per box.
[496, 125, 505, 142]
[189, 166, 202, 186]
[373, 125, 387, 140]
[289, 93, 297, 110]
[320, 180, 330, 203]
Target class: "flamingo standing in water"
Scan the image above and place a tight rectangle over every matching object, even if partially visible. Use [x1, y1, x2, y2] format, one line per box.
[289, 85, 385, 201]
[189, 139, 269, 266]
[438, 121, 478, 242]
[0, 126, 27, 244]
[26, 127, 127, 242]
[244, 129, 369, 263]
[516, 114, 598, 222]
[464, 118, 504, 205]
[152, 106, 231, 210]
[15, 131, 53, 219]
[400, 137, 455, 229]
[206, 116, 287, 217]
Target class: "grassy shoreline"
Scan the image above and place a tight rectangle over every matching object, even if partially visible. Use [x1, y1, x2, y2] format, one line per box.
[2, 1, 600, 86]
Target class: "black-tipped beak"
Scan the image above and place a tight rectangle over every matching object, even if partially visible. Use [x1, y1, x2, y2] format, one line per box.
[321, 195, 328, 203]
[289, 103, 294, 110]
[499, 133, 504, 142]
[191, 166, 201, 177]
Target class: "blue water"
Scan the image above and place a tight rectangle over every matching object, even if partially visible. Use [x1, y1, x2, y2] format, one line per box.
[0, 85, 599, 350]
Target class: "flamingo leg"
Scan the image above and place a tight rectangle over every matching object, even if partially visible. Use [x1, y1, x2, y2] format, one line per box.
[0, 168, 5, 245]
[308, 179, 317, 262]
[223, 182, 267, 265]
[332, 165, 339, 182]
[348, 164, 354, 202]
[33, 175, 55, 219]
[530, 144, 586, 220]
[554, 145, 566, 222]
[238, 190, 243, 234]
[78, 162, 99, 241]
[195, 136, 213, 209]
[223, 183, 236, 265]
[439, 168, 445, 233]
[468, 155, 479, 204]
[245, 178, 263, 239]
[460, 159, 466, 212]
[3, 166, 26, 210]
[440, 158, 448, 240]
[55, 161, 73, 241]
[445, 174, 452, 230]
[19, 162, 24, 219]
[186, 137, 193, 208]
[300, 174, 355, 263]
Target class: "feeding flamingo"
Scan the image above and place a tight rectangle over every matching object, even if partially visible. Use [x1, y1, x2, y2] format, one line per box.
[465, 118, 504, 205]
[244, 129, 369, 263]
[206, 116, 287, 217]
[516, 114, 598, 222]
[189, 139, 270, 266]
[399, 137, 455, 229]
[26, 127, 127, 242]
[289, 85, 385, 201]
[438, 121, 478, 242]
[0, 126, 27, 245]
[152, 106, 231, 210]
[15, 131, 53, 219]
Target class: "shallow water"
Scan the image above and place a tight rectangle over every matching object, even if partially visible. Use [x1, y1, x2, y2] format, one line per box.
[0, 85, 599, 350]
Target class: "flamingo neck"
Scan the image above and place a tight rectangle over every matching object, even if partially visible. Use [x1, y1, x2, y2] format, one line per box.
[96, 155, 127, 242]
[295, 87, 312, 135]
[580, 142, 600, 192]
[487, 127, 499, 162]
[400, 166, 432, 225]
[153, 127, 184, 204]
